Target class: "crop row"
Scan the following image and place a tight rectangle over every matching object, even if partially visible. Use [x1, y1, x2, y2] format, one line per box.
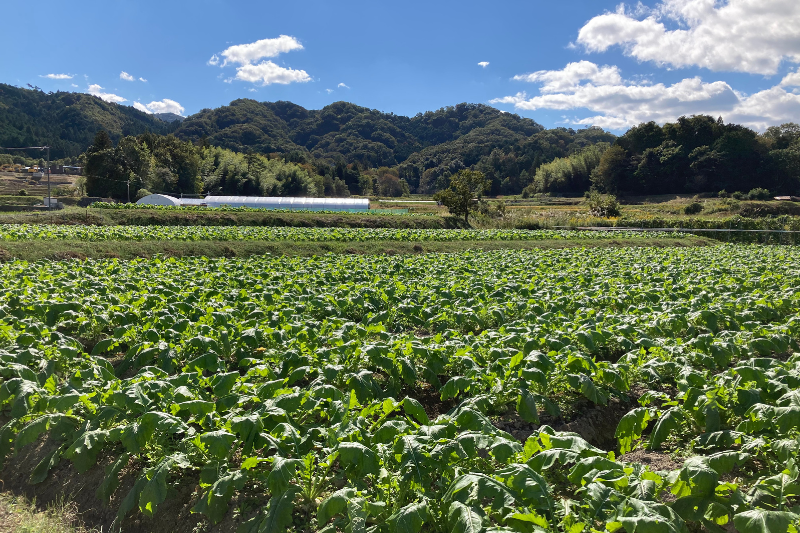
[0, 246, 798, 533]
[0, 224, 690, 242]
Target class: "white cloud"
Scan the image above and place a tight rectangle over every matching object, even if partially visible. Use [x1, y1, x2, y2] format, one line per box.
[489, 92, 529, 105]
[211, 35, 310, 86]
[139, 77, 147, 82]
[42, 73, 73, 79]
[513, 61, 623, 92]
[478, 62, 490, 68]
[337, 82, 350, 89]
[491, 61, 800, 130]
[576, 0, 800, 75]
[326, 88, 333, 94]
[218, 35, 303, 66]
[134, 99, 185, 116]
[780, 68, 800, 88]
[120, 71, 135, 81]
[87, 84, 127, 103]
[71, 84, 78, 88]
[234, 61, 311, 85]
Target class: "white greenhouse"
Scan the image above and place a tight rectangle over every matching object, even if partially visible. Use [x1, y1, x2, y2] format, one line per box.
[136, 195, 370, 212]
[136, 194, 182, 206]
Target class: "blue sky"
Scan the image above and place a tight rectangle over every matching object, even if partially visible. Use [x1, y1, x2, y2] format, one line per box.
[5, 0, 800, 131]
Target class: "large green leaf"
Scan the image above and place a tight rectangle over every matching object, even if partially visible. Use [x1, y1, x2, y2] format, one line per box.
[733, 510, 798, 533]
[447, 501, 485, 533]
[338, 441, 380, 476]
[387, 501, 428, 533]
[648, 408, 684, 450]
[139, 453, 190, 516]
[444, 474, 517, 510]
[318, 488, 357, 525]
[616, 408, 654, 455]
[192, 470, 247, 524]
[516, 389, 539, 424]
[30, 444, 65, 484]
[266, 456, 303, 494]
[96, 452, 130, 502]
[64, 429, 109, 473]
[194, 430, 236, 460]
[256, 486, 301, 533]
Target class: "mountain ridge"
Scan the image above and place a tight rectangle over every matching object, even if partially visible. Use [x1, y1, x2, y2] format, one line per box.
[0, 85, 615, 193]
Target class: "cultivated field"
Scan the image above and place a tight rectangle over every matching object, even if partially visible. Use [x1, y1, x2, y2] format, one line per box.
[0, 225, 690, 242]
[0, 243, 798, 532]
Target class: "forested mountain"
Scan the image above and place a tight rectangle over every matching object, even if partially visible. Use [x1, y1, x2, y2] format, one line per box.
[174, 99, 614, 194]
[5, 85, 799, 197]
[0, 84, 176, 160]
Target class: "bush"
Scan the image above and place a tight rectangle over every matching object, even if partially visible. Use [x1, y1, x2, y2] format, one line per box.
[718, 189, 729, 198]
[135, 189, 152, 201]
[17, 189, 27, 196]
[747, 188, 772, 201]
[684, 201, 704, 215]
[732, 191, 745, 200]
[586, 191, 621, 218]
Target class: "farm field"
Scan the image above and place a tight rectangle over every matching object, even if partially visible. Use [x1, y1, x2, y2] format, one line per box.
[0, 245, 798, 533]
[0, 225, 692, 242]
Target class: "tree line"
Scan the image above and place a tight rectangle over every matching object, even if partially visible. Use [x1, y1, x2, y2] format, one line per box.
[591, 116, 800, 196]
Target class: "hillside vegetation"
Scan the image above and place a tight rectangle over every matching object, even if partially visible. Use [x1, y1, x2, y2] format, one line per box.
[0, 84, 175, 160]
[3, 86, 800, 197]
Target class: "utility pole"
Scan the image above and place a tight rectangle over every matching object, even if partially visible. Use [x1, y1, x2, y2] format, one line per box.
[45, 146, 50, 211]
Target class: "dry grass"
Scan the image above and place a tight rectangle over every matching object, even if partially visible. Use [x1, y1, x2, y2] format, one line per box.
[0, 493, 97, 533]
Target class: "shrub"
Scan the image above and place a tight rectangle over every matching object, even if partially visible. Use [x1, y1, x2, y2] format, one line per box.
[718, 189, 729, 198]
[135, 189, 152, 201]
[586, 191, 621, 218]
[17, 189, 27, 196]
[732, 191, 745, 200]
[747, 187, 772, 201]
[684, 201, 704, 215]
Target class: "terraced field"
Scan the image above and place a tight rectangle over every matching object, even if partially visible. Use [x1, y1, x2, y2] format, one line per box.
[0, 245, 798, 533]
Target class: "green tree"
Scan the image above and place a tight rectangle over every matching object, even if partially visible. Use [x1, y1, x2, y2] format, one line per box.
[590, 145, 628, 193]
[433, 169, 489, 223]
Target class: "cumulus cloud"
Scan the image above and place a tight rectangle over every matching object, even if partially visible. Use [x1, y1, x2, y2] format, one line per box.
[87, 84, 127, 103]
[120, 71, 135, 81]
[478, 62, 490, 68]
[780, 68, 800, 88]
[217, 35, 303, 66]
[513, 61, 622, 92]
[491, 61, 800, 130]
[326, 88, 333, 94]
[42, 73, 73, 79]
[133, 99, 185, 116]
[71, 84, 78, 88]
[233, 61, 311, 85]
[210, 35, 310, 86]
[139, 77, 147, 82]
[338, 82, 349, 89]
[576, 0, 800, 75]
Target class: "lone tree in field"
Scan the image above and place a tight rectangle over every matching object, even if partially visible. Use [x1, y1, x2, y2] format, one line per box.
[434, 170, 490, 223]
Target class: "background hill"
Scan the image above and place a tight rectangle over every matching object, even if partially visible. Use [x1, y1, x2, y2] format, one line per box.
[0, 84, 176, 160]
[5, 86, 797, 198]
[174, 99, 614, 193]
